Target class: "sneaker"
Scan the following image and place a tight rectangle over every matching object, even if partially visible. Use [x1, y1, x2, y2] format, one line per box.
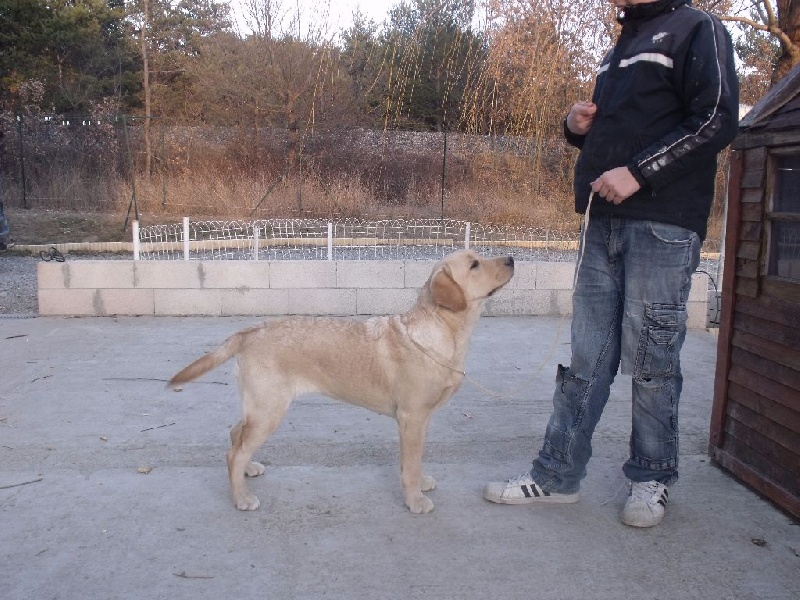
[484, 472, 579, 505]
[621, 480, 668, 528]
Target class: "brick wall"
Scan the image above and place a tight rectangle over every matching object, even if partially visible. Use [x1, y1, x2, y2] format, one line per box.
[37, 260, 709, 327]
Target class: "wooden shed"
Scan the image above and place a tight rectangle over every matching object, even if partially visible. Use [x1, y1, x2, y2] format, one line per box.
[710, 64, 800, 519]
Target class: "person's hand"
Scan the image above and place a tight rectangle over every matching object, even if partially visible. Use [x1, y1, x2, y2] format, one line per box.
[591, 167, 641, 205]
[566, 101, 597, 136]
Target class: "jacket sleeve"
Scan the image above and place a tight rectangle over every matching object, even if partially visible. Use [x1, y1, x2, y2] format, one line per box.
[628, 14, 739, 191]
[563, 118, 586, 149]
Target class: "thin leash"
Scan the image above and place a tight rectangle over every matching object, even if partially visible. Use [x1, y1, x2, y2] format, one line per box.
[410, 192, 596, 400]
[574, 191, 594, 289]
[408, 319, 565, 400]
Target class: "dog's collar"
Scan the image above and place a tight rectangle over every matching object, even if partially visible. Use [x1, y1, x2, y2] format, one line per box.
[405, 331, 465, 377]
[401, 319, 467, 377]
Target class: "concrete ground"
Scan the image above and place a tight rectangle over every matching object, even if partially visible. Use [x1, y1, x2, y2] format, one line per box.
[0, 315, 797, 600]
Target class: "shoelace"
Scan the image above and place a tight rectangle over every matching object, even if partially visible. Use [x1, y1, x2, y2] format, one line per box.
[630, 481, 663, 504]
[508, 473, 534, 487]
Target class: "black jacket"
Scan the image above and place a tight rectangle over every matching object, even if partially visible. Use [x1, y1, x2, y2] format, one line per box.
[566, 0, 739, 240]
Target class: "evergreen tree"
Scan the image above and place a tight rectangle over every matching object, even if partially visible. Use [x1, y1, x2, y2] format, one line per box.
[340, 9, 387, 125]
[0, 0, 138, 113]
[382, 0, 485, 131]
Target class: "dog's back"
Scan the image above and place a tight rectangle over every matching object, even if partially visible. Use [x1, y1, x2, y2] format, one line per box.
[171, 315, 422, 416]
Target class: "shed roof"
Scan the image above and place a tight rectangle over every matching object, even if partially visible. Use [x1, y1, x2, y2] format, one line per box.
[739, 63, 800, 132]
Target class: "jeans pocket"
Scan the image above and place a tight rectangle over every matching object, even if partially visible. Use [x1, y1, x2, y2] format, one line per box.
[646, 221, 697, 246]
[635, 303, 686, 379]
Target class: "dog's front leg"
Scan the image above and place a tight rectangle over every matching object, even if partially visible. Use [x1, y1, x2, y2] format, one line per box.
[396, 409, 434, 514]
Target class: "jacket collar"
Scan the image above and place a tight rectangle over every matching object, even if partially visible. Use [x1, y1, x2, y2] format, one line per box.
[618, 0, 688, 25]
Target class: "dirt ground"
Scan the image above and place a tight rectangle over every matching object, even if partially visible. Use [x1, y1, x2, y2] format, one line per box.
[2, 207, 135, 246]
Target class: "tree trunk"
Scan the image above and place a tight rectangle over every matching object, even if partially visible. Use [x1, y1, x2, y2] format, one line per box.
[776, 0, 800, 80]
[285, 93, 300, 210]
[140, 0, 152, 177]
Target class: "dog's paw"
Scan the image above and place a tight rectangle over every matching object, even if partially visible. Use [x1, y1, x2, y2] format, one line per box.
[406, 494, 434, 514]
[234, 493, 261, 511]
[421, 474, 437, 492]
[245, 461, 266, 477]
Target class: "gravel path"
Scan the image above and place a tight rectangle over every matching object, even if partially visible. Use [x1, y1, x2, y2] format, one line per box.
[1, 254, 40, 315]
[0, 252, 134, 316]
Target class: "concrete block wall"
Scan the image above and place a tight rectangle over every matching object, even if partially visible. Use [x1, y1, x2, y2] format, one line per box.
[37, 260, 710, 327]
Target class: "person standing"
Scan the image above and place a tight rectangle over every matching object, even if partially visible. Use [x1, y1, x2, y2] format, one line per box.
[484, 0, 739, 527]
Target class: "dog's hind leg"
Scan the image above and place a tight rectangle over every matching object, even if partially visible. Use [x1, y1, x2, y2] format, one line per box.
[227, 392, 291, 511]
[230, 421, 266, 478]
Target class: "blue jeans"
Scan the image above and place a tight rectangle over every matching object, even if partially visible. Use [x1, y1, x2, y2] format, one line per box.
[530, 215, 701, 493]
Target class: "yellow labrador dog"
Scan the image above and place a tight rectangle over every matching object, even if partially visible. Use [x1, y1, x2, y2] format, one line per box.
[169, 249, 514, 514]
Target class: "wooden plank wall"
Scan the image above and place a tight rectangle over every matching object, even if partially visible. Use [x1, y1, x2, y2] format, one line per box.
[710, 146, 800, 519]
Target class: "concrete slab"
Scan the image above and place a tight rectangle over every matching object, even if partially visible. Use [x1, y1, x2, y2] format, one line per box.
[1, 316, 798, 600]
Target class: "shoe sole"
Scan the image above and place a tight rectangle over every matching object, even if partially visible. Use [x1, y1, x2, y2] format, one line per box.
[484, 492, 580, 505]
[620, 514, 664, 528]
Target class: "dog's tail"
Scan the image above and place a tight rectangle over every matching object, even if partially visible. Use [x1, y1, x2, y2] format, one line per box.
[168, 332, 245, 387]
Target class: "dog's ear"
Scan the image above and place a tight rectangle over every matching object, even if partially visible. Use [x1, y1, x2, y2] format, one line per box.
[429, 266, 467, 312]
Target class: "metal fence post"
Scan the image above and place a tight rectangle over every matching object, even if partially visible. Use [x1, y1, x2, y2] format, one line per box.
[253, 226, 260, 261]
[183, 217, 190, 261]
[328, 222, 333, 260]
[16, 113, 28, 209]
[464, 222, 471, 249]
[133, 220, 140, 260]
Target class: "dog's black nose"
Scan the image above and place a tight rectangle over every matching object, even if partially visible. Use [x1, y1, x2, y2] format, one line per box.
[505, 256, 515, 267]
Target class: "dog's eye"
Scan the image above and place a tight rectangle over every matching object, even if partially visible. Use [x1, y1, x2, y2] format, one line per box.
[470, 260, 480, 270]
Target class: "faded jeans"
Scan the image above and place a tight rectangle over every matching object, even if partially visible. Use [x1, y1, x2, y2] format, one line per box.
[530, 215, 701, 493]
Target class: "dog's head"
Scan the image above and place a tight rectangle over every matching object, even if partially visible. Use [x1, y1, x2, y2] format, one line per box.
[427, 249, 514, 312]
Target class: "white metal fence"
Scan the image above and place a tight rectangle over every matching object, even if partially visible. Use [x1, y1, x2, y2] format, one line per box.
[133, 218, 585, 262]
[133, 216, 722, 286]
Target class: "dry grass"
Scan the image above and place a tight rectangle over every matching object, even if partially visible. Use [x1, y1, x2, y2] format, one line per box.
[117, 168, 579, 231]
[2, 127, 726, 244]
[5, 208, 132, 245]
[5, 167, 727, 246]
[3, 172, 579, 246]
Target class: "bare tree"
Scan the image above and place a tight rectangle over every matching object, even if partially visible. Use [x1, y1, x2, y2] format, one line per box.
[140, 0, 153, 177]
[228, 0, 341, 208]
[241, 0, 288, 40]
[470, 2, 607, 139]
[716, 0, 800, 81]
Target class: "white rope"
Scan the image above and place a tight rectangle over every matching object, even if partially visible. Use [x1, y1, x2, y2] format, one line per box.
[410, 193, 595, 400]
[462, 314, 565, 399]
[573, 191, 595, 289]
[601, 478, 630, 506]
[407, 321, 565, 401]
